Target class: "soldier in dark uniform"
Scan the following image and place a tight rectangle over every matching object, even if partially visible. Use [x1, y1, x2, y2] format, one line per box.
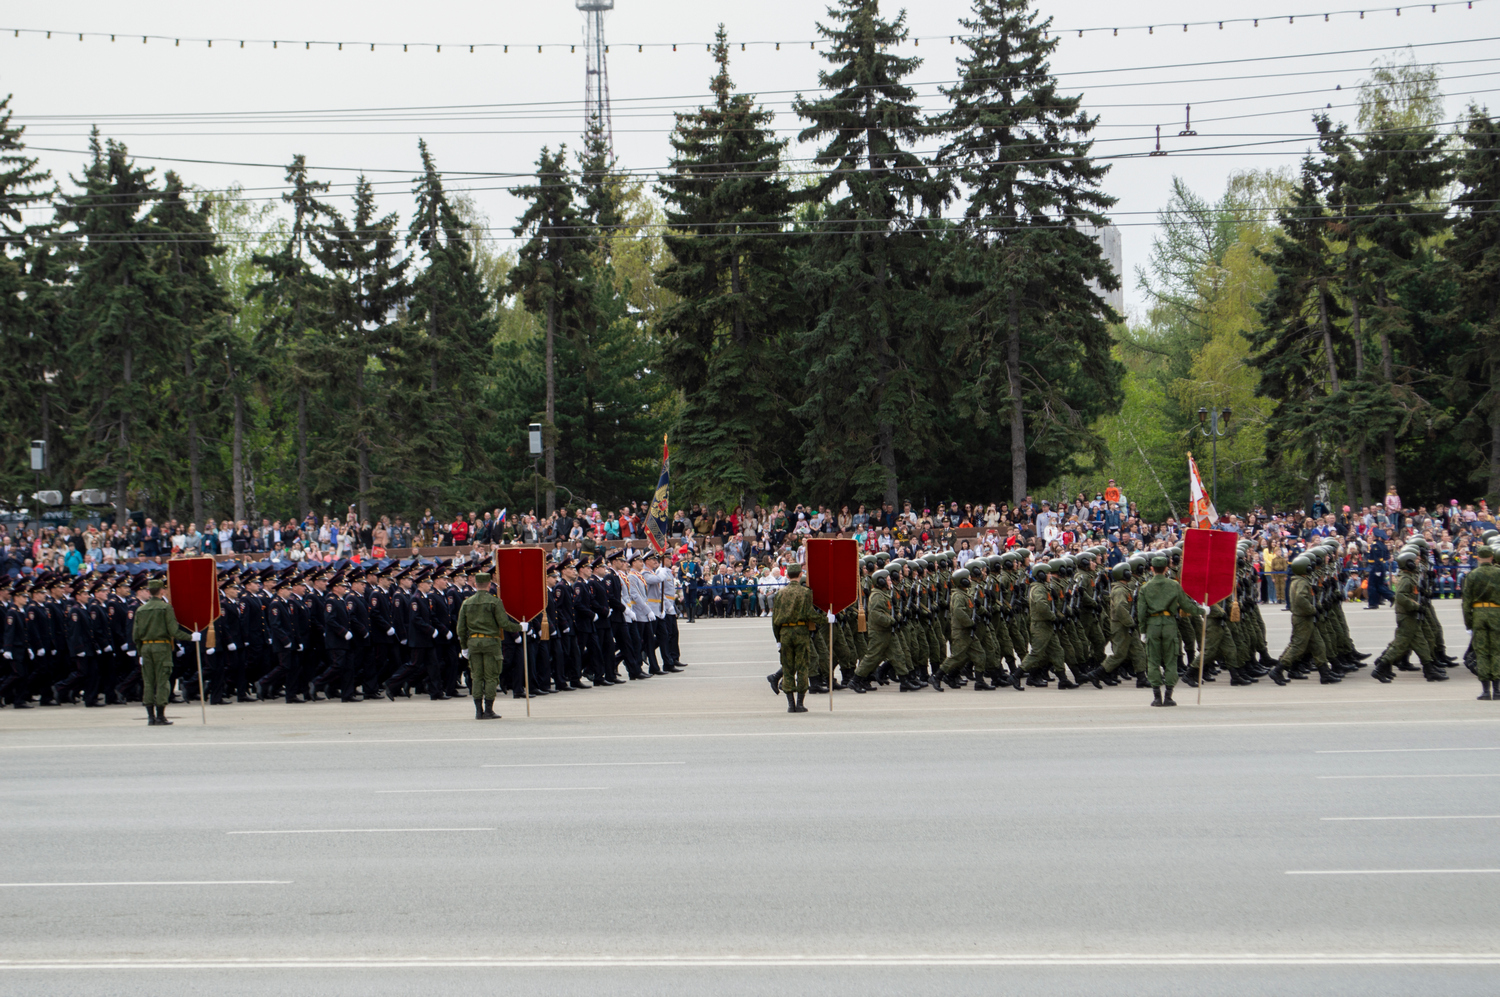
[366, 568, 398, 691]
[430, 572, 460, 697]
[2, 582, 34, 707]
[303, 572, 329, 700]
[54, 583, 99, 706]
[603, 551, 630, 679]
[206, 578, 242, 705]
[408, 573, 446, 699]
[587, 559, 619, 683]
[261, 577, 302, 702]
[550, 561, 581, 691]
[348, 573, 382, 700]
[239, 573, 269, 701]
[27, 581, 57, 705]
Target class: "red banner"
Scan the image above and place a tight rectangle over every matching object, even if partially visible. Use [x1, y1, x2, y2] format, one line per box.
[1179, 528, 1237, 606]
[166, 556, 220, 633]
[805, 537, 859, 614]
[494, 546, 546, 622]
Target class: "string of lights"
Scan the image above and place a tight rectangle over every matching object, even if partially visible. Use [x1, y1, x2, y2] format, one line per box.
[0, 1, 1486, 55]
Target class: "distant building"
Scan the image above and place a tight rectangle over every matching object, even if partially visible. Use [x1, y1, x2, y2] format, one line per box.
[1080, 222, 1123, 319]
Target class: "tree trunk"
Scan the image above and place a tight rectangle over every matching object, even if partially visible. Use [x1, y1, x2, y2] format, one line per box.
[544, 297, 557, 515]
[296, 387, 309, 519]
[1359, 449, 1372, 507]
[183, 351, 204, 524]
[1318, 284, 1357, 508]
[232, 391, 246, 524]
[1490, 360, 1500, 506]
[356, 367, 371, 523]
[1007, 291, 1026, 506]
[115, 333, 132, 529]
[1375, 289, 1398, 494]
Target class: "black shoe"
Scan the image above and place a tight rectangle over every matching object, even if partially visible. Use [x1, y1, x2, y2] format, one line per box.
[1136, 672, 1150, 688]
[1350, 651, 1371, 662]
[849, 676, 871, 694]
[897, 675, 922, 692]
[1163, 685, 1177, 706]
[482, 698, 500, 719]
[793, 692, 808, 713]
[12, 698, 33, 709]
[648, 666, 664, 676]
[929, 670, 944, 692]
[1180, 671, 1199, 688]
[145, 704, 157, 725]
[1479, 680, 1493, 701]
[1078, 667, 1103, 690]
[1371, 661, 1394, 683]
[1318, 664, 1342, 684]
[1423, 662, 1450, 682]
[786, 692, 798, 714]
[1269, 664, 1288, 686]
[156, 704, 172, 725]
[474, 699, 485, 719]
[1055, 674, 1079, 690]
[429, 692, 449, 700]
[1150, 687, 1164, 707]
[973, 674, 995, 691]
[1229, 669, 1252, 687]
[1011, 668, 1026, 691]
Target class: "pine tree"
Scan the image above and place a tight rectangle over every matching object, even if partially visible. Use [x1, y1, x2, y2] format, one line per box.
[1450, 108, 1500, 501]
[792, 0, 945, 506]
[312, 177, 410, 519]
[655, 27, 800, 507]
[405, 140, 498, 511]
[53, 133, 169, 527]
[250, 155, 333, 520]
[505, 147, 591, 513]
[931, 0, 1121, 504]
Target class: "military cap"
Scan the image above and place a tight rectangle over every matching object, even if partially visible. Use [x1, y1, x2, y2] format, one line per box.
[147, 579, 164, 593]
[476, 572, 492, 585]
[1476, 546, 1494, 560]
[1150, 555, 1168, 569]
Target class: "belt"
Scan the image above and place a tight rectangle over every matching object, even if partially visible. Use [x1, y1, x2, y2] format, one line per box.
[1149, 611, 1173, 617]
[141, 639, 172, 644]
[1474, 603, 1500, 609]
[469, 633, 493, 639]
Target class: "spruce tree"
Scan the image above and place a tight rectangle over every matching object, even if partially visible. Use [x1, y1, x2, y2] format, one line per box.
[791, 0, 944, 506]
[931, 0, 1121, 504]
[1450, 108, 1500, 501]
[656, 27, 800, 507]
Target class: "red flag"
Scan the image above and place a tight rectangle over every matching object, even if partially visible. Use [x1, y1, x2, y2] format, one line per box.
[494, 547, 546, 622]
[166, 556, 219, 632]
[1179, 528, 1237, 606]
[804, 538, 859, 614]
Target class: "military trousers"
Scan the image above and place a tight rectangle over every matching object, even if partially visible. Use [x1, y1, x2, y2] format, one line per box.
[1283, 614, 1328, 668]
[1379, 612, 1433, 667]
[468, 645, 502, 701]
[1200, 618, 1240, 671]
[1143, 618, 1181, 688]
[1472, 607, 1500, 681]
[855, 629, 909, 679]
[1103, 629, 1146, 675]
[941, 628, 985, 677]
[1021, 625, 1065, 676]
[139, 645, 174, 707]
[779, 628, 812, 694]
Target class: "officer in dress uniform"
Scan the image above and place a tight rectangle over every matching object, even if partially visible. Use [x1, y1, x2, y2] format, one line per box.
[2, 582, 34, 707]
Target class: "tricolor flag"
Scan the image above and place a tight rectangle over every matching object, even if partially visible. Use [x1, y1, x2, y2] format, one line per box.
[645, 435, 671, 555]
[1187, 452, 1217, 530]
[497, 508, 507, 524]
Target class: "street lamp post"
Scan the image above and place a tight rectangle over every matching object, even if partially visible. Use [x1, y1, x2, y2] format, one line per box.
[1196, 406, 1232, 508]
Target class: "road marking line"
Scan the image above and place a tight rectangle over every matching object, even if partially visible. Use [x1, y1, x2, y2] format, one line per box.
[1318, 747, 1500, 754]
[1322, 815, 1500, 821]
[480, 762, 683, 768]
[1317, 774, 1500, 779]
[225, 828, 495, 834]
[6, 716, 1497, 750]
[1287, 869, 1500, 875]
[374, 787, 606, 794]
[0, 880, 290, 888]
[3, 954, 1500, 969]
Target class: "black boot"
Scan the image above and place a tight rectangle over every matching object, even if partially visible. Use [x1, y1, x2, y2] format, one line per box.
[1423, 660, 1450, 682]
[1371, 659, 1394, 683]
[1055, 672, 1079, 690]
[929, 669, 944, 692]
[1162, 685, 1177, 707]
[786, 692, 799, 713]
[767, 670, 782, 695]
[155, 704, 172, 725]
[145, 703, 158, 726]
[474, 698, 484, 720]
[1229, 668, 1252, 687]
[1318, 663, 1342, 684]
[1479, 680, 1493, 701]
[972, 673, 995, 691]
[1010, 668, 1026, 691]
[1268, 662, 1287, 686]
[849, 675, 871, 694]
[1150, 686, 1164, 707]
[1136, 671, 1150, 688]
[794, 692, 808, 713]
[1078, 667, 1104, 690]
[482, 698, 500, 719]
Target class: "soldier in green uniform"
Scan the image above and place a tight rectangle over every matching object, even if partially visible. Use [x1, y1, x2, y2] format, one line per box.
[1136, 554, 1203, 707]
[1013, 562, 1066, 690]
[1083, 561, 1146, 687]
[851, 569, 918, 693]
[937, 568, 989, 690]
[457, 572, 522, 720]
[1467, 545, 1500, 700]
[1369, 550, 1442, 683]
[132, 579, 192, 726]
[771, 563, 821, 713]
[1271, 555, 1341, 686]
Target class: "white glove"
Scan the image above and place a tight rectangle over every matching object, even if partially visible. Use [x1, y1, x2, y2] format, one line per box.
[175, 647, 184, 657]
[78, 651, 87, 657]
[776, 642, 782, 652]
[190, 631, 202, 642]
[2, 651, 10, 660]
[400, 639, 408, 646]
[386, 627, 395, 636]
[446, 630, 452, 640]
[104, 645, 113, 652]
[206, 647, 215, 655]
[514, 634, 523, 644]
[344, 631, 353, 641]
[827, 611, 837, 623]
[431, 627, 439, 638]
[298, 643, 304, 651]
[228, 643, 237, 651]
[26, 649, 33, 659]
[126, 650, 136, 658]
[460, 649, 470, 659]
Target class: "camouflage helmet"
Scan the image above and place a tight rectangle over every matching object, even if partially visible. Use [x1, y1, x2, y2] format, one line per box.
[1482, 530, 1499, 544]
[922, 552, 938, 565]
[1111, 562, 1131, 582]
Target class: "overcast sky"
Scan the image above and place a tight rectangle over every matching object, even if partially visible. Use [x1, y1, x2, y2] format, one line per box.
[3, 0, 1496, 316]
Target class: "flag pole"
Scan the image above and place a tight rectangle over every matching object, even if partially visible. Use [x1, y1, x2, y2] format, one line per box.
[828, 617, 835, 712]
[1196, 614, 1207, 705]
[194, 633, 208, 725]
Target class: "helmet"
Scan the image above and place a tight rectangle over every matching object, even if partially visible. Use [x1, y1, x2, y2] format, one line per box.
[875, 551, 891, 565]
[1061, 555, 1077, 571]
[952, 568, 971, 587]
[1396, 551, 1418, 570]
[1049, 559, 1067, 574]
[1076, 552, 1094, 568]
[873, 569, 891, 586]
[861, 555, 878, 570]
[1031, 564, 1050, 581]
[1128, 555, 1148, 574]
[1290, 556, 1312, 575]
[1111, 562, 1131, 582]
[986, 555, 1004, 570]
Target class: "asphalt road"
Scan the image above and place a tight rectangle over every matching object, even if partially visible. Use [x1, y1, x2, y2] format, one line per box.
[2, 599, 1498, 996]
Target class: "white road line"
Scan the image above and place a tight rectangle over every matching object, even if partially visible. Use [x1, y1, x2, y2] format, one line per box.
[1322, 815, 1500, 822]
[374, 787, 606, 794]
[480, 762, 683, 768]
[0, 880, 290, 888]
[1318, 747, 1500, 754]
[7, 716, 1498, 750]
[3, 954, 1499, 969]
[225, 828, 495, 835]
[1317, 774, 1500, 780]
[1287, 869, 1500, 875]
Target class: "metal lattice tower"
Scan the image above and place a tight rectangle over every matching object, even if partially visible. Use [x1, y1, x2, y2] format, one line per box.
[576, 0, 614, 154]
